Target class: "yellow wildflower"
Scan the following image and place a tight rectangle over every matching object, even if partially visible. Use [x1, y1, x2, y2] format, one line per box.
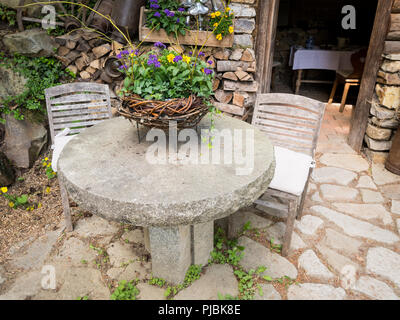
[213, 23, 218, 28]
[215, 11, 221, 17]
[45, 157, 49, 161]
[229, 26, 234, 34]
[38, 202, 42, 209]
[167, 53, 175, 63]
[9, 202, 14, 208]
[216, 34, 223, 41]
[182, 55, 191, 64]
[47, 163, 51, 168]
[42, 162, 47, 167]
[226, 7, 231, 12]
[1, 187, 7, 193]
[46, 187, 51, 194]
[211, 12, 216, 19]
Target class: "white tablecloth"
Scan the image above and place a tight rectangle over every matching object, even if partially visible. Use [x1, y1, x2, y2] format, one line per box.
[289, 49, 354, 71]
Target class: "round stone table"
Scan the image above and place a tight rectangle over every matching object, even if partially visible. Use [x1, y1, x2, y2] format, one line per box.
[58, 115, 275, 284]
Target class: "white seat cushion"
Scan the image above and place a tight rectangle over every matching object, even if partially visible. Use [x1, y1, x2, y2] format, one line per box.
[269, 146, 314, 196]
[51, 130, 77, 173]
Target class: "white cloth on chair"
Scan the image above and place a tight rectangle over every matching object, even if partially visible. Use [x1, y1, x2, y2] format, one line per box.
[269, 146, 314, 196]
[51, 128, 77, 173]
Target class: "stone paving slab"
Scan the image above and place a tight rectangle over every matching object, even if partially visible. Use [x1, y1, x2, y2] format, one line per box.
[312, 167, 357, 185]
[238, 237, 298, 279]
[366, 247, 400, 287]
[352, 276, 399, 300]
[356, 176, 377, 190]
[74, 215, 119, 238]
[254, 284, 281, 300]
[295, 215, 324, 236]
[287, 283, 346, 300]
[321, 228, 363, 257]
[52, 237, 97, 267]
[319, 154, 369, 172]
[360, 189, 384, 203]
[137, 283, 166, 300]
[320, 185, 359, 201]
[298, 250, 335, 281]
[174, 264, 239, 300]
[11, 230, 61, 270]
[311, 206, 399, 244]
[331, 203, 393, 226]
[372, 163, 400, 185]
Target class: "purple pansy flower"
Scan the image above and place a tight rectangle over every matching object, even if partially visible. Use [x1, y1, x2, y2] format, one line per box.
[178, 7, 185, 12]
[207, 60, 213, 65]
[154, 11, 161, 17]
[173, 55, 183, 63]
[176, 18, 180, 23]
[204, 68, 213, 75]
[198, 51, 205, 57]
[154, 41, 166, 49]
[150, 3, 159, 9]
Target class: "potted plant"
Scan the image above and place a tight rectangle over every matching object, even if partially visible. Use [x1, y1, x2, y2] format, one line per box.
[139, 0, 235, 47]
[116, 43, 216, 130]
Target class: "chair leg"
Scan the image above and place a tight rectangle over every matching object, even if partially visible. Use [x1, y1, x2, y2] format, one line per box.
[328, 78, 339, 106]
[59, 178, 73, 232]
[282, 199, 298, 257]
[295, 70, 303, 95]
[297, 169, 312, 220]
[340, 82, 351, 113]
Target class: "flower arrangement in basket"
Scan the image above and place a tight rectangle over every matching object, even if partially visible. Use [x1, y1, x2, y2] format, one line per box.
[117, 43, 215, 130]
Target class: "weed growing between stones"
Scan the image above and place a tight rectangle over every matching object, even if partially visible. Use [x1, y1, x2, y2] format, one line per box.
[110, 280, 140, 300]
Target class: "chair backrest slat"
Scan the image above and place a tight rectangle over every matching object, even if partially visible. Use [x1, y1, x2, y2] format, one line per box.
[45, 82, 112, 144]
[252, 93, 326, 157]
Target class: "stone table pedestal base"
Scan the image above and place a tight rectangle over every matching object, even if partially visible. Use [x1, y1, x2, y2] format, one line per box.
[147, 221, 214, 284]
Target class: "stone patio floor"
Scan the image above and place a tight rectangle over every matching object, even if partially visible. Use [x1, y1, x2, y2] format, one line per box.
[0, 104, 400, 300]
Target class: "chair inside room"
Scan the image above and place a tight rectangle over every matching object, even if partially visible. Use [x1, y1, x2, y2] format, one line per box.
[252, 93, 326, 256]
[328, 48, 367, 113]
[45, 82, 112, 231]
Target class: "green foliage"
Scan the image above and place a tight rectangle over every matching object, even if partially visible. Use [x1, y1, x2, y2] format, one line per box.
[0, 4, 16, 26]
[0, 54, 69, 123]
[41, 158, 57, 180]
[146, 0, 187, 36]
[270, 237, 282, 254]
[110, 280, 140, 300]
[1, 187, 30, 210]
[163, 264, 203, 299]
[76, 296, 89, 300]
[218, 293, 239, 300]
[149, 277, 166, 287]
[234, 269, 255, 300]
[119, 48, 214, 101]
[209, 7, 234, 40]
[208, 228, 244, 266]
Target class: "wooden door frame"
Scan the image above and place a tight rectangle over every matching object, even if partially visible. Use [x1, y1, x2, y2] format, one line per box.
[348, 0, 394, 152]
[256, 0, 393, 153]
[255, 0, 280, 93]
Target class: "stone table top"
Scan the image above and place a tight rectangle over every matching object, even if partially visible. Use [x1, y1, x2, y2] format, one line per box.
[58, 115, 275, 227]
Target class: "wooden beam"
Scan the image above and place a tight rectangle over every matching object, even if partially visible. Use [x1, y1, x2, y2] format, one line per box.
[347, 0, 394, 152]
[255, 0, 280, 93]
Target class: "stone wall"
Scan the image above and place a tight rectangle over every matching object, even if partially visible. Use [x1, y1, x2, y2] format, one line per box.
[209, 0, 258, 120]
[364, 2, 400, 163]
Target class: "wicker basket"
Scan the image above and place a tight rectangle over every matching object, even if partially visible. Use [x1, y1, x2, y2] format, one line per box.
[118, 94, 209, 130]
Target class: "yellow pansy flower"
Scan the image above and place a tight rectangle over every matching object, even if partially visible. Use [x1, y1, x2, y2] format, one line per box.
[215, 11, 221, 17]
[182, 55, 191, 64]
[211, 12, 216, 19]
[167, 53, 175, 63]
[1, 187, 7, 193]
[9, 202, 14, 208]
[45, 157, 49, 161]
[42, 162, 47, 167]
[229, 26, 234, 34]
[213, 23, 218, 28]
[226, 7, 231, 12]
[216, 34, 223, 41]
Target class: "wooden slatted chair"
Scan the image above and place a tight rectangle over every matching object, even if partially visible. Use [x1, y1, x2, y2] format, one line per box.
[45, 82, 112, 231]
[252, 93, 326, 256]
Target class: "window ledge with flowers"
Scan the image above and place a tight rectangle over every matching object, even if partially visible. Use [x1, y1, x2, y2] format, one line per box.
[139, 1, 235, 48]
